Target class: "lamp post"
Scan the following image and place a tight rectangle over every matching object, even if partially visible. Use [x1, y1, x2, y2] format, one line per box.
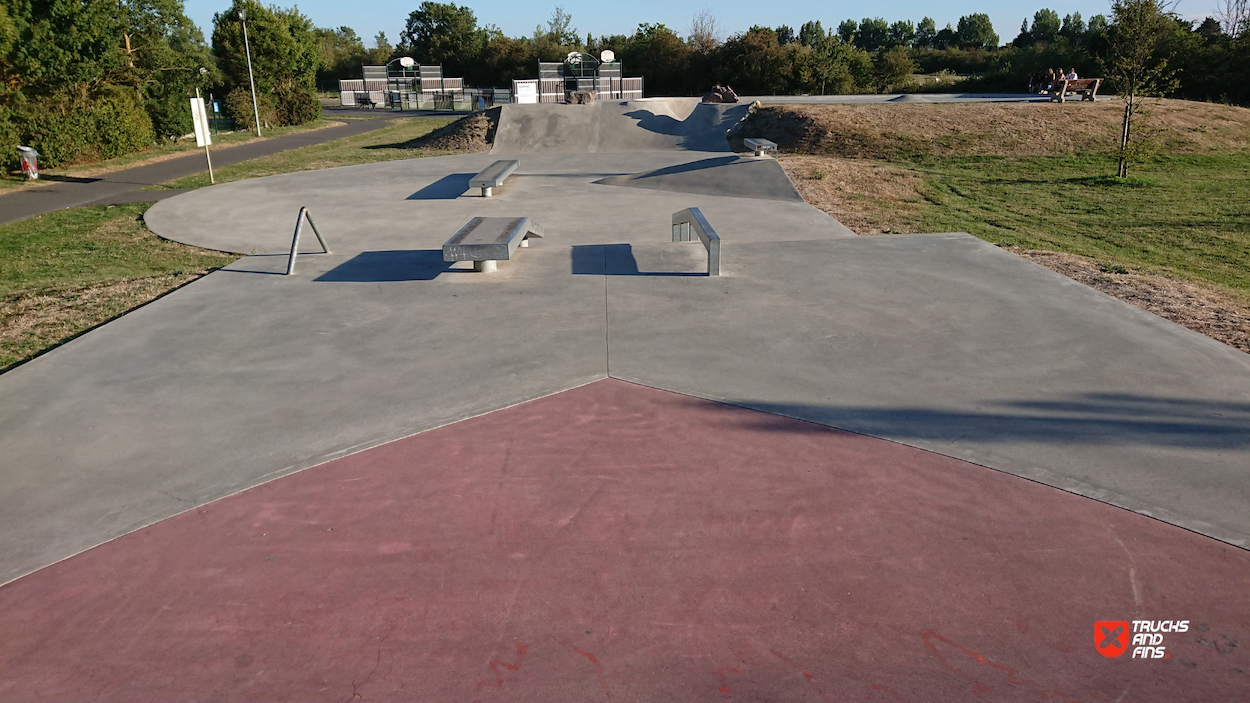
[238, 6, 262, 136]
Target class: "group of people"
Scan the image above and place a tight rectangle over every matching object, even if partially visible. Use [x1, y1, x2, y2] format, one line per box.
[701, 84, 740, 104]
[1030, 68, 1080, 94]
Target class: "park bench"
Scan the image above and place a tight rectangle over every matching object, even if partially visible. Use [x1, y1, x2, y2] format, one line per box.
[443, 216, 544, 273]
[672, 207, 721, 276]
[744, 137, 777, 157]
[1050, 78, 1102, 102]
[469, 160, 519, 197]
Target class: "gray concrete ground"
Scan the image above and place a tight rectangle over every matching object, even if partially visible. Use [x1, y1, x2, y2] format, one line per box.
[0, 99, 1246, 587]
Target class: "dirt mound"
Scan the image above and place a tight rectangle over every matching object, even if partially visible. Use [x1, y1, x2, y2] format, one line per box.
[403, 108, 499, 152]
[743, 100, 1250, 159]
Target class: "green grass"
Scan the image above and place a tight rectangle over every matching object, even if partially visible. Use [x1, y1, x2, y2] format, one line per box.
[0, 204, 238, 370]
[1, 118, 348, 190]
[909, 153, 1250, 295]
[2, 115, 457, 370]
[154, 116, 458, 189]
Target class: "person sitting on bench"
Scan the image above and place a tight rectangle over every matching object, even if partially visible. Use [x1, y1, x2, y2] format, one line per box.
[1040, 68, 1056, 93]
[1066, 68, 1079, 80]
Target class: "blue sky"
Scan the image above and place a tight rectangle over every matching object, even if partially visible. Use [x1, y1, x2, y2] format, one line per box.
[185, 0, 1216, 48]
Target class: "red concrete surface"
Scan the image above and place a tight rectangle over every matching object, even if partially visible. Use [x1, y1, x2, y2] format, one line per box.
[0, 379, 1246, 701]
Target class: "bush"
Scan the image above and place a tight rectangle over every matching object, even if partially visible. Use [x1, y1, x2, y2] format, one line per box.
[15, 90, 154, 168]
[223, 87, 277, 132]
[144, 86, 194, 140]
[0, 105, 19, 173]
[274, 83, 321, 126]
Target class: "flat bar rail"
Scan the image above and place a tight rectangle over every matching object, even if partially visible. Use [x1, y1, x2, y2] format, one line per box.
[443, 216, 544, 272]
[286, 207, 330, 275]
[469, 160, 519, 197]
[672, 207, 721, 276]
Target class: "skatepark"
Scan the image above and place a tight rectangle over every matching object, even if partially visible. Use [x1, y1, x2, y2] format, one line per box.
[0, 98, 1247, 700]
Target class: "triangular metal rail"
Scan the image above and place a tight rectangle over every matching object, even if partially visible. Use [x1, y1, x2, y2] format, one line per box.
[286, 207, 330, 275]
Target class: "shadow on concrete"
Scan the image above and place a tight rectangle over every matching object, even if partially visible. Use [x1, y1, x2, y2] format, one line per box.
[619, 156, 739, 180]
[622, 109, 686, 137]
[315, 250, 454, 282]
[726, 394, 1250, 449]
[406, 174, 473, 200]
[571, 243, 702, 277]
[30, 175, 102, 184]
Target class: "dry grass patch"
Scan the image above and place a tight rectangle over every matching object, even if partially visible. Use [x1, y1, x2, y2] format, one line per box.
[764, 99, 1250, 354]
[746, 100, 1250, 159]
[1, 274, 211, 369]
[0, 204, 237, 371]
[778, 155, 926, 234]
[1011, 248, 1250, 353]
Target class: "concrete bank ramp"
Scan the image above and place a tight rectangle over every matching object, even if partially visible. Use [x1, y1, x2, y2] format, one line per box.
[492, 98, 752, 153]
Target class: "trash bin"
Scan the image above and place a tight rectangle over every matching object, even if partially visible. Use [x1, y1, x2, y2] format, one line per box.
[16, 146, 38, 180]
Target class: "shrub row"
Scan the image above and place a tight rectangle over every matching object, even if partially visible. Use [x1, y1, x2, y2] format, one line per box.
[2, 90, 155, 171]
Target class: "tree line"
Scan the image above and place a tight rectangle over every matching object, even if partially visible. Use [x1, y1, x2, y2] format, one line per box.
[2, 0, 1248, 172]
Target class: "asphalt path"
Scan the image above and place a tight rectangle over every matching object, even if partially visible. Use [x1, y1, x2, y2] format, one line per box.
[0, 109, 452, 226]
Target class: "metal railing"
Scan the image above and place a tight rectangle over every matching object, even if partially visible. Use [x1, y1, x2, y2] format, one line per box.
[672, 207, 720, 276]
[286, 207, 330, 275]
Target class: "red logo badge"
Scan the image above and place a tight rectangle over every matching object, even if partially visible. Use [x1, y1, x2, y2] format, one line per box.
[1096, 621, 1129, 658]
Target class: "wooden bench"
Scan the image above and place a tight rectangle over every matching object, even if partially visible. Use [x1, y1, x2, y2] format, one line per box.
[672, 208, 721, 276]
[443, 217, 544, 273]
[1050, 78, 1102, 102]
[744, 137, 777, 157]
[469, 160, 519, 197]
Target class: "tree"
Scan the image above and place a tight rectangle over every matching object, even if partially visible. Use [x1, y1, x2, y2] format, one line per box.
[367, 31, 393, 65]
[957, 13, 999, 49]
[1107, 0, 1179, 176]
[688, 8, 721, 53]
[715, 26, 791, 94]
[1215, 0, 1247, 37]
[1087, 14, 1110, 39]
[888, 20, 915, 47]
[934, 23, 957, 49]
[1032, 9, 1061, 42]
[916, 17, 937, 47]
[1195, 16, 1223, 38]
[399, 2, 486, 75]
[622, 23, 690, 95]
[775, 25, 795, 45]
[1061, 12, 1087, 41]
[799, 20, 825, 47]
[875, 45, 915, 90]
[1013, 19, 1032, 47]
[544, 6, 579, 46]
[857, 18, 889, 50]
[212, 0, 322, 128]
[837, 19, 857, 44]
[314, 26, 366, 89]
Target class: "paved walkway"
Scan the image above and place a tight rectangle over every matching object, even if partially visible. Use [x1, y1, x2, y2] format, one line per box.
[0, 98, 1245, 700]
[0, 111, 445, 226]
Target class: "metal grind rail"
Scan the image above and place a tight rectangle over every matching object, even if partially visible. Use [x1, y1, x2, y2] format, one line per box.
[286, 207, 330, 275]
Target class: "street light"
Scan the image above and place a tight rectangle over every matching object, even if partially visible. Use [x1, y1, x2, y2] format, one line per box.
[238, 6, 262, 136]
